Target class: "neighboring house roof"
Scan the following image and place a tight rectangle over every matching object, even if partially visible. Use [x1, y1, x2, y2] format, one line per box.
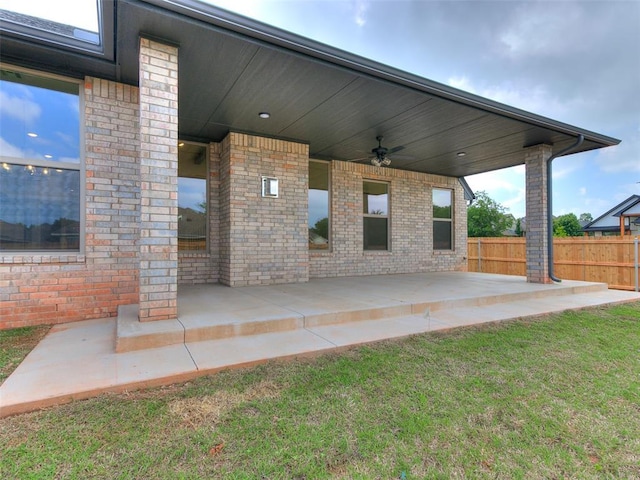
[582, 195, 640, 232]
[0, 0, 620, 178]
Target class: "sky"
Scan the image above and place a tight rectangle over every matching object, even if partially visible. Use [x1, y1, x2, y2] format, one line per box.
[202, 0, 639, 220]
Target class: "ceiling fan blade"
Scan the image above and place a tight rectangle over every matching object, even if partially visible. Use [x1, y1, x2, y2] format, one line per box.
[388, 153, 415, 161]
[388, 145, 405, 154]
[347, 156, 370, 163]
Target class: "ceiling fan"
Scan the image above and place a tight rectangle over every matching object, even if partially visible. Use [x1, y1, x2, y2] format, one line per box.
[352, 136, 408, 167]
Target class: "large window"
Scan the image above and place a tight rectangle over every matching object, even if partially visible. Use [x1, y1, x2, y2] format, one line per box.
[433, 188, 453, 250]
[363, 181, 389, 251]
[178, 142, 207, 251]
[0, 67, 81, 251]
[309, 160, 329, 250]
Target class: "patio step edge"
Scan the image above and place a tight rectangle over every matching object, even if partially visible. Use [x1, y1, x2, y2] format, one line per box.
[116, 305, 185, 353]
[116, 280, 611, 352]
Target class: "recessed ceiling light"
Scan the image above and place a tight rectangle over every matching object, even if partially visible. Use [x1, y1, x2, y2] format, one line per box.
[27, 132, 38, 137]
[178, 142, 185, 147]
[258, 112, 271, 119]
[457, 152, 467, 157]
[44, 154, 53, 159]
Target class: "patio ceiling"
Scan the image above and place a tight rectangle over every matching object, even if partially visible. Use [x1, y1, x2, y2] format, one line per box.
[0, 0, 620, 177]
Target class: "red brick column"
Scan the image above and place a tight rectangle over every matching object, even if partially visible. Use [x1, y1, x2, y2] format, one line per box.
[138, 38, 179, 321]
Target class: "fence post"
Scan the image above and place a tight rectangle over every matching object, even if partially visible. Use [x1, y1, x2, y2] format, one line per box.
[635, 237, 638, 292]
[477, 238, 481, 272]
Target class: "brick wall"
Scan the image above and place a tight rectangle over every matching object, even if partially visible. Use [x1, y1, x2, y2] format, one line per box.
[309, 161, 467, 278]
[219, 133, 309, 286]
[0, 77, 140, 329]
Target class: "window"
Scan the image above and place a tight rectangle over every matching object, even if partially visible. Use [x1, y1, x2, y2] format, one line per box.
[178, 142, 207, 251]
[309, 160, 329, 250]
[363, 181, 389, 250]
[433, 188, 453, 250]
[0, 0, 114, 59]
[0, 67, 81, 251]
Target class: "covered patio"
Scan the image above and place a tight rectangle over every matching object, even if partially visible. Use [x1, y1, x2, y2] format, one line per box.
[2, 272, 637, 417]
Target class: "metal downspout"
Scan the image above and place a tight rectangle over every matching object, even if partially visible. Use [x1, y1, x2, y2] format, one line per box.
[547, 134, 584, 282]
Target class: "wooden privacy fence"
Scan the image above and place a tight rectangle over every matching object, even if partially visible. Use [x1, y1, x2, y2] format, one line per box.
[468, 237, 640, 291]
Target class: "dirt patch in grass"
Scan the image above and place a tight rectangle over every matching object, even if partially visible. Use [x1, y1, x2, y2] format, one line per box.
[0, 325, 50, 384]
[168, 380, 281, 428]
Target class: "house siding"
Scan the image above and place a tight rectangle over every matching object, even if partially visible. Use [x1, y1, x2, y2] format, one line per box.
[219, 133, 310, 287]
[0, 77, 140, 329]
[309, 161, 467, 278]
[1, 77, 469, 329]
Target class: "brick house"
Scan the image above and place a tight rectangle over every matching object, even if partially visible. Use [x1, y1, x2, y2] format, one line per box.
[0, 0, 619, 329]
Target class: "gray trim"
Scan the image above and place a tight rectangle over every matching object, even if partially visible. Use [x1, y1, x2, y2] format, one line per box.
[547, 135, 584, 283]
[458, 177, 475, 203]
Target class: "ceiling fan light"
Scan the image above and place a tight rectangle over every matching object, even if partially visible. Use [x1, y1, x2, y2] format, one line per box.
[371, 158, 381, 167]
[381, 157, 391, 167]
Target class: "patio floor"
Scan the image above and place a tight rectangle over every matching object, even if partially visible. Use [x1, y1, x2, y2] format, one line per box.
[2, 272, 638, 417]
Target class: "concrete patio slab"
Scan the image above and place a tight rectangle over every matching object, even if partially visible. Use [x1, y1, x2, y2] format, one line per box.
[186, 329, 336, 372]
[117, 272, 614, 352]
[2, 273, 638, 417]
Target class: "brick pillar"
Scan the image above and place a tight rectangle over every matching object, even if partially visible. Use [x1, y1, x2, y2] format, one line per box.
[219, 132, 309, 286]
[525, 144, 553, 284]
[138, 38, 179, 321]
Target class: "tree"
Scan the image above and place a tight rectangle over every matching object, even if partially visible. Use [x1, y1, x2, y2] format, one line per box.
[515, 218, 523, 237]
[467, 191, 511, 237]
[553, 213, 583, 237]
[579, 212, 593, 223]
[554, 224, 568, 237]
[311, 217, 328, 240]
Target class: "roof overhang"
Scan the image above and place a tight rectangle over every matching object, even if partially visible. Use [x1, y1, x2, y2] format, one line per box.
[0, 0, 621, 177]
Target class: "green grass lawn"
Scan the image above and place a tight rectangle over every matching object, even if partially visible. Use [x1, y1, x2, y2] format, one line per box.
[0, 325, 49, 384]
[1, 303, 639, 479]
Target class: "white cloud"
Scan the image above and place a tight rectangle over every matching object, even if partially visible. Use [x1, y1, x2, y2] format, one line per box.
[0, 137, 26, 158]
[593, 136, 640, 174]
[579, 187, 587, 196]
[466, 166, 526, 217]
[0, 90, 41, 123]
[353, 0, 369, 27]
[552, 164, 579, 180]
[499, 2, 584, 58]
[447, 76, 565, 119]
